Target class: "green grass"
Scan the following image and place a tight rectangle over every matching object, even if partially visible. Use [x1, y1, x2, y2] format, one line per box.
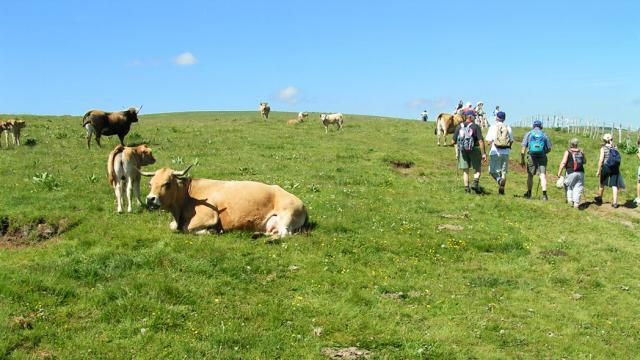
[0, 111, 639, 359]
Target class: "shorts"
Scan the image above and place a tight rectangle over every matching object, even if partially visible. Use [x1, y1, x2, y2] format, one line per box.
[637, 166, 640, 183]
[458, 148, 482, 172]
[600, 164, 621, 187]
[527, 155, 547, 176]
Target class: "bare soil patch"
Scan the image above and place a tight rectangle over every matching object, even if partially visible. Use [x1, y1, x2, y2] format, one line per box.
[322, 347, 371, 359]
[388, 160, 414, 169]
[539, 249, 568, 257]
[0, 217, 71, 248]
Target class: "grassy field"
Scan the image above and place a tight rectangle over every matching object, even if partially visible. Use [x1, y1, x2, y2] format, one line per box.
[0, 111, 639, 359]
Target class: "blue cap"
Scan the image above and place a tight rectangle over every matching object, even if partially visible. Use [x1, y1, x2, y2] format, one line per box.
[533, 120, 543, 128]
[496, 111, 506, 120]
[464, 110, 477, 117]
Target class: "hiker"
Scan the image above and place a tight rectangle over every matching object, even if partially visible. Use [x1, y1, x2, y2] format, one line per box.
[520, 119, 552, 200]
[556, 138, 586, 209]
[595, 133, 625, 208]
[485, 111, 513, 195]
[454, 100, 463, 115]
[452, 110, 487, 194]
[420, 110, 428, 122]
[493, 105, 500, 117]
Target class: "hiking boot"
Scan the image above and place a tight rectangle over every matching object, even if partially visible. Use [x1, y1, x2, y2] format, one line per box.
[594, 196, 603, 204]
[464, 187, 471, 194]
[634, 197, 640, 205]
[612, 203, 619, 209]
[542, 194, 549, 201]
[498, 178, 506, 195]
[523, 192, 531, 199]
[473, 186, 482, 194]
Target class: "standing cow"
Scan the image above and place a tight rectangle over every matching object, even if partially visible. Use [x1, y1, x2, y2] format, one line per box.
[259, 102, 271, 120]
[320, 113, 344, 133]
[107, 144, 156, 213]
[434, 112, 464, 146]
[0, 119, 26, 147]
[82, 107, 141, 149]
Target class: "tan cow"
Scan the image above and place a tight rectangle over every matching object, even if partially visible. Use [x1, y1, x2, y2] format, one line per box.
[259, 102, 271, 120]
[435, 113, 463, 146]
[287, 118, 302, 125]
[142, 166, 308, 237]
[107, 144, 156, 213]
[320, 113, 343, 133]
[1, 119, 26, 147]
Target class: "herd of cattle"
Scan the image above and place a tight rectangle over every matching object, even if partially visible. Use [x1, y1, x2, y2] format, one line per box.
[0, 104, 352, 238]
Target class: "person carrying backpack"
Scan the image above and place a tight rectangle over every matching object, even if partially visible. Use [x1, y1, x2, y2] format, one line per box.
[635, 137, 640, 205]
[556, 138, 586, 209]
[452, 110, 487, 193]
[485, 111, 513, 195]
[595, 133, 625, 208]
[520, 119, 552, 200]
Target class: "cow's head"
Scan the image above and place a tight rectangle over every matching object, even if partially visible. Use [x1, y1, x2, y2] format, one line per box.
[142, 165, 192, 209]
[134, 144, 156, 166]
[320, 114, 326, 121]
[125, 106, 142, 123]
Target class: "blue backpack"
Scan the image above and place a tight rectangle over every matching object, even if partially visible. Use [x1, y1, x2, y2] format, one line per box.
[605, 147, 621, 168]
[528, 130, 546, 155]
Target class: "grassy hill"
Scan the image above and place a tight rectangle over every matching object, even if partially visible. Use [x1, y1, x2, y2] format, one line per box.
[0, 111, 639, 359]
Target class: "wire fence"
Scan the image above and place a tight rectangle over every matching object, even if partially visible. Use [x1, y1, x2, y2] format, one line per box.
[516, 115, 639, 148]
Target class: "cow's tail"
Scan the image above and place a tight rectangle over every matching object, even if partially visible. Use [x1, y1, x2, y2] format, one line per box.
[107, 144, 125, 188]
[434, 113, 444, 135]
[81, 111, 93, 127]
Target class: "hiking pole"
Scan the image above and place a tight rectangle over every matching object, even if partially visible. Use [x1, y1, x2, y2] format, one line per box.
[535, 176, 541, 199]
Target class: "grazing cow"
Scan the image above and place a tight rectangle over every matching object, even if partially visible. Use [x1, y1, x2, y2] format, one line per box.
[1, 119, 26, 147]
[142, 166, 308, 237]
[297, 112, 309, 121]
[259, 102, 271, 120]
[320, 113, 344, 133]
[434, 112, 464, 146]
[107, 144, 156, 213]
[82, 107, 141, 149]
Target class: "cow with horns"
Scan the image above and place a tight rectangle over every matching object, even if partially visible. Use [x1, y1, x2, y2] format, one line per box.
[82, 106, 142, 149]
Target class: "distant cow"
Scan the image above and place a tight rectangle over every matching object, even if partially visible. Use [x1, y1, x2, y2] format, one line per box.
[82, 107, 141, 149]
[320, 113, 344, 133]
[107, 144, 156, 213]
[143, 166, 308, 237]
[0, 119, 26, 147]
[435, 112, 463, 146]
[297, 112, 309, 121]
[287, 118, 302, 125]
[259, 102, 271, 120]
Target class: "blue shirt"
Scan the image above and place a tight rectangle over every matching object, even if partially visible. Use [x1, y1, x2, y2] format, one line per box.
[521, 127, 552, 153]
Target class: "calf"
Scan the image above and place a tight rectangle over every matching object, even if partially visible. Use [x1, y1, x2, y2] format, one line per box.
[107, 144, 156, 213]
[0, 119, 26, 147]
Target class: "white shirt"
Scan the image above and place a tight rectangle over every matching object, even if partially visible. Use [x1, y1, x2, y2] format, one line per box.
[485, 122, 514, 155]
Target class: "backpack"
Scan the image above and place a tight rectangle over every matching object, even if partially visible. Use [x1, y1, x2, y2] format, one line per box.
[457, 123, 475, 152]
[528, 130, 546, 155]
[605, 147, 621, 168]
[571, 150, 584, 171]
[494, 123, 511, 149]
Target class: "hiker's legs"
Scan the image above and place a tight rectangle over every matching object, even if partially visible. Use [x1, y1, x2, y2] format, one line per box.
[527, 173, 533, 193]
[566, 186, 573, 203]
[612, 186, 619, 205]
[463, 169, 470, 187]
[540, 173, 547, 191]
[573, 173, 585, 205]
[489, 155, 500, 182]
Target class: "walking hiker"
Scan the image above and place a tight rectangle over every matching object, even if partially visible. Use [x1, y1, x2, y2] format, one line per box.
[485, 111, 513, 195]
[520, 119, 552, 200]
[595, 133, 625, 208]
[493, 105, 500, 117]
[452, 110, 487, 194]
[556, 138, 586, 209]
[420, 110, 429, 122]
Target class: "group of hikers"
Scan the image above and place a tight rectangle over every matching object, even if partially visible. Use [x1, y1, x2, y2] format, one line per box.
[451, 108, 636, 209]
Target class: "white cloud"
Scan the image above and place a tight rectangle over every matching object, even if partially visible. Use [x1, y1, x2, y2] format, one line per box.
[406, 98, 428, 109]
[406, 97, 451, 110]
[174, 52, 198, 66]
[276, 86, 300, 104]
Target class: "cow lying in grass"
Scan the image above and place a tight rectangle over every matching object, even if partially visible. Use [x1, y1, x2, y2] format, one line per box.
[0, 119, 26, 147]
[107, 144, 156, 213]
[287, 118, 303, 125]
[142, 166, 308, 237]
[320, 113, 344, 133]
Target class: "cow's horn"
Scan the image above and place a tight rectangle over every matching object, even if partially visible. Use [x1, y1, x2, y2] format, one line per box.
[140, 170, 156, 177]
[172, 164, 193, 177]
[136, 105, 143, 114]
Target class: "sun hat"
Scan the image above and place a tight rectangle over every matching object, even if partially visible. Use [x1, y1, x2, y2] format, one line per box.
[496, 111, 506, 121]
[602, 133, 613, 142]
[556, 176, 565, 189]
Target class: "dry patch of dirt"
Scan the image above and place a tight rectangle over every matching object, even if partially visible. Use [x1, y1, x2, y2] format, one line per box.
[539, 249, 568, 257]
[441, 212, 470, 220]
[581, 201, 640, 227]
[388, 160, 414, 169]
[0, 217, 71, 248]
[322, 347, 371, 359]
[437, 224, 464, 231]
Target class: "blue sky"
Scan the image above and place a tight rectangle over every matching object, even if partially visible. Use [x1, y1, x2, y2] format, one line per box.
[1, 0, 639, 125]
